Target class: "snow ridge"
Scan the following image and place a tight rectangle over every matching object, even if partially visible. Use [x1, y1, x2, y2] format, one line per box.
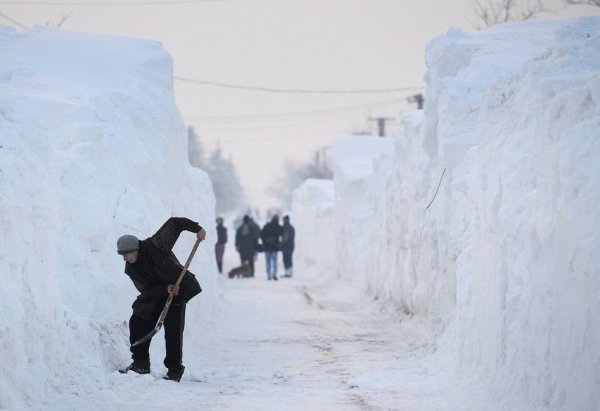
[0, 27, 217, 409]
[295, 16, 600, 410]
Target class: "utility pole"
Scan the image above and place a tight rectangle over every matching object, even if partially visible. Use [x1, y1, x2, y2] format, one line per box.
[368, 117, 394, 137]
[407, 93, 424, 109]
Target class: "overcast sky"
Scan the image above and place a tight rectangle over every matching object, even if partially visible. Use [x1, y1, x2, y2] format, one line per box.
[2, 0, 599, 209]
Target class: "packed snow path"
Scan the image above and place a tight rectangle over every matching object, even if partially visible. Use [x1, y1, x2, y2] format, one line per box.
[86, 269, 456, 411]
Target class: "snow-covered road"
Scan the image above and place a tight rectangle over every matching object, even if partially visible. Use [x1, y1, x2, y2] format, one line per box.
[82, 264, 457, 411]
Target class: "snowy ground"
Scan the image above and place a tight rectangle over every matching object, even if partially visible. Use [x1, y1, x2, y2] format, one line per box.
[43, 251, 457, 411]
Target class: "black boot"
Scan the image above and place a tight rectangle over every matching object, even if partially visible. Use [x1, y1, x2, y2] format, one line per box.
[119, 359, 150, 374]
[163, 365, 185, 382]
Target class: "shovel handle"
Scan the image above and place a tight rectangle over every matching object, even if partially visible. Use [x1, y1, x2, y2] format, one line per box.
[174, 237, 201, 287]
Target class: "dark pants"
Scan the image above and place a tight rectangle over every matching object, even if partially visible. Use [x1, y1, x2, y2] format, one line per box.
[282, 250, 293, 269]
[215, 243, 225, 273]
[239, 251, 255, 276]
[129, 295, 186, 371]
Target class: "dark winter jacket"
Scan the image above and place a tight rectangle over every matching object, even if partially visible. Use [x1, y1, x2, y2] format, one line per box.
[216, 224, 227, 245]
[235, 222, 257, 256]
[260, 220, 284, 252]
[124, 217, 203, 321]
[281, 222, 295, 253]
[249, 219, 261, 240]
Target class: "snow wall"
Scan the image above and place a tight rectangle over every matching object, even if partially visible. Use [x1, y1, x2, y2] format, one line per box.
[0, 27, 217, 409]
[294, 17, 600, 410]
[291, 178, 335, 278]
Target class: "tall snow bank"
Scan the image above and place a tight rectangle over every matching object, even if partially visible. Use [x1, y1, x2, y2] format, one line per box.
[291, 178, 335, 278]
[327, 136, 397, 296]
[0, 27, 217, 409]
[293, 131, 448, 320]
[326, 130, 456, 322]
[431, 17, 600, 410]
[294, 16, 600, 410]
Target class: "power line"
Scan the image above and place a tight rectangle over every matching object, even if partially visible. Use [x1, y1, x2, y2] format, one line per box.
[195, 122, 364, 143]
[174, 76, 424, 94]
[183, 97, 408, 122]
[198, 131, 353, 144]
[194, 111, 373, 131]
[194, 120, 381, 144]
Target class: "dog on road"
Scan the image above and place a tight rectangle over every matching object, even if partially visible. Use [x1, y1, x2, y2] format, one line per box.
[228, 263, 252, 279]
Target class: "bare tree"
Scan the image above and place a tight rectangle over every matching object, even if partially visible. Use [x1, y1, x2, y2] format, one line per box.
[206, 143, 245, 213]
[187, 128, 245, 213]
[0, 10, 72, 30]
[472, 0, 549, 29]
[565, 0, 600, 6]
[187, 126, 207, 169]
[50, 11, 73, 28]
[269, 148, 332, 209]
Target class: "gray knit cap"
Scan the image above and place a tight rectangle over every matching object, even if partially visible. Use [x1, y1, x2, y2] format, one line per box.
[117, 235, 139, 255]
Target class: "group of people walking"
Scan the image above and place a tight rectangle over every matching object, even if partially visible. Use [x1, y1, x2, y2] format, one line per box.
[259, 214, 295, 280]
[215, 213, 295, 281]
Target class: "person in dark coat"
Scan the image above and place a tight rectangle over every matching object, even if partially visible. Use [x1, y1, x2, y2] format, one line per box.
[260, 214, 284, 281]
[280, 215, 295, 278]
[117, 217, 206, 382]
[235, 215, 258, 276]
[248, 217, 260, 251]
[215, 217, 227, 274]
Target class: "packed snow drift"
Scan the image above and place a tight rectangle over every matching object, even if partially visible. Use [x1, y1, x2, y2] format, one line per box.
[294, 16, 600, 410]
[0, 26, 217, 409]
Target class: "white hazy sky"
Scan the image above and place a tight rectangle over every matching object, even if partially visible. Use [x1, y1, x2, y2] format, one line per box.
[2, 0, 598, 209]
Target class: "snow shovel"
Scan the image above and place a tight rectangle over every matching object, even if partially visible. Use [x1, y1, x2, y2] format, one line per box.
[131, 237, 202, 348]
